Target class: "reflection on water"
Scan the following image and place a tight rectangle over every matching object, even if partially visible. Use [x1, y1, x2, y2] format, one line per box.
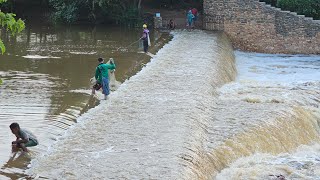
[1, 152, 32, 180]
[0, 25, 170, 179]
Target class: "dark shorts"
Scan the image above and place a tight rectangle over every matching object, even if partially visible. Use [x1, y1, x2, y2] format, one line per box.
[25, 139, 38, 147]
[16, 139, 38, 148]
[193, 15, 197, 21]
[143, 39, 148, 53]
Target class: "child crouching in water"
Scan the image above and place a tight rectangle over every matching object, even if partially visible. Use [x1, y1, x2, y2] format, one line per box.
[10, 123, 38, 152]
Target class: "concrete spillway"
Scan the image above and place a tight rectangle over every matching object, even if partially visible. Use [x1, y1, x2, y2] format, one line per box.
[30, 30, 320, 180]
[30, 30, 236, 179]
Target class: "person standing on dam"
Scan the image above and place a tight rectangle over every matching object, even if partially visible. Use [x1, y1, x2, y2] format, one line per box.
[191, 7, 198, 27]
[92, 57, 116, 100]
[141, 24, 150, 53]
[186, 10, 195, 29]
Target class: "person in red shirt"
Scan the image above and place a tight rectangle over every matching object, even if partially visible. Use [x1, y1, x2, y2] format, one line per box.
[191, 8, 198, 26]
[191, 8, 198, 16]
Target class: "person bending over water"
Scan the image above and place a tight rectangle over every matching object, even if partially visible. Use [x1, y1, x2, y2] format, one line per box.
[10, 123, 38, 152]
[92, 57, 116, 100]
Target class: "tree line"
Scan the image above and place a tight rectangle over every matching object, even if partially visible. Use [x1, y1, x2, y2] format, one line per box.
[0, 0, 202, 25]
[1, 0, 318, 54]
[0, 0, 202, 54]
[0, 0, 25, 54]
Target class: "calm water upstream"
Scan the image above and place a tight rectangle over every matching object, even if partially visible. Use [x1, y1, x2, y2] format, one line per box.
[0, 25, 170, 179]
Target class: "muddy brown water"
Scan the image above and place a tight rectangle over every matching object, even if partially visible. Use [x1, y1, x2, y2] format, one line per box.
[0, 25, 170, 179]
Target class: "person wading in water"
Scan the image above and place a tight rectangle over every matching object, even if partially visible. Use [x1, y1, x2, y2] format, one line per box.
[141, 24, 150, 53]
[92, 57, 116, 100]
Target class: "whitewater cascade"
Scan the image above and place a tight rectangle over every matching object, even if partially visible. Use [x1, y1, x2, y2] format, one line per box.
[212, 52, 320, 179]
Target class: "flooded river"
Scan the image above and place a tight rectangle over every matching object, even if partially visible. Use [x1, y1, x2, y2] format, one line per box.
[0, 25, 170, 179]
[1, 27, 320, 180]
[31, 31, 320, 179]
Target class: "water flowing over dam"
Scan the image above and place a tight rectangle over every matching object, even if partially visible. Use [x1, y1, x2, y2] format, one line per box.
[30, 31, 320, 179]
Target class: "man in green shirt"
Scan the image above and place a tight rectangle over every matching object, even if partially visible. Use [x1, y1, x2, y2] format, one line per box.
[92, 57, 116, 100]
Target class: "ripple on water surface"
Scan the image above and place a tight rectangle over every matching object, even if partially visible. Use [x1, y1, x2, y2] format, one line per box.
[0, 25, 171, 179]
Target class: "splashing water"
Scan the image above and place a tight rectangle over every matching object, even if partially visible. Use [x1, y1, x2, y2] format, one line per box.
[207, 52, 320, 179]
[216, 144, 320, 180]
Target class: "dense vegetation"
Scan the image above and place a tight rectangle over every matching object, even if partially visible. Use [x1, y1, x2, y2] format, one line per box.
[46, 0, 320, 23]
[48, 0, 143, 25]
[0, 0, 25, 54]
[4, 0, 317, 27]
[261, 0, 320, 19]
[49, 0, 202, 25]
[0, 0, 202, 25]
[0, 0, 201, 55]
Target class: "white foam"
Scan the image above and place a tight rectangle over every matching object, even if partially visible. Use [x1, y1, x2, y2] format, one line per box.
[213, 51, 320, 179]
[22, 55, 61, 59]
[235, 51, 320, 84]
[216, 144, 320, 180]
[69, 51, 97, 55]
[69, 89, 92, 95]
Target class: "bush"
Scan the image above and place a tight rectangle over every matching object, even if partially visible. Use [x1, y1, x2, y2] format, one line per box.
[99, 1, 142, 26]
[49, 0, 83, 24]
[48, 0, 143, 25]
[277, 0, 320, 19]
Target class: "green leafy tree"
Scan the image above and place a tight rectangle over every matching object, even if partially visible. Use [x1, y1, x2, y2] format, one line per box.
[49, 0, 84, 24]
[0, 0, 25, 54]
[48, 0, 143, 25]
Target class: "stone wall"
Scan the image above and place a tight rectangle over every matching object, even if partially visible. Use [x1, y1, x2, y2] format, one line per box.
[203, 0, 320, 54]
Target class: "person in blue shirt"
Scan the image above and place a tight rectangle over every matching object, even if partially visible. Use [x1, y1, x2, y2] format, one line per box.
[10, 123, 38, 152]
[187, 10, 195, 29]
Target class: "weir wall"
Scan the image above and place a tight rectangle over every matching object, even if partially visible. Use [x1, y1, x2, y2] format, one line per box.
[29, 30, 320, 179]
[30, 31, 237, 179]
[203, 0, 320, 54]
